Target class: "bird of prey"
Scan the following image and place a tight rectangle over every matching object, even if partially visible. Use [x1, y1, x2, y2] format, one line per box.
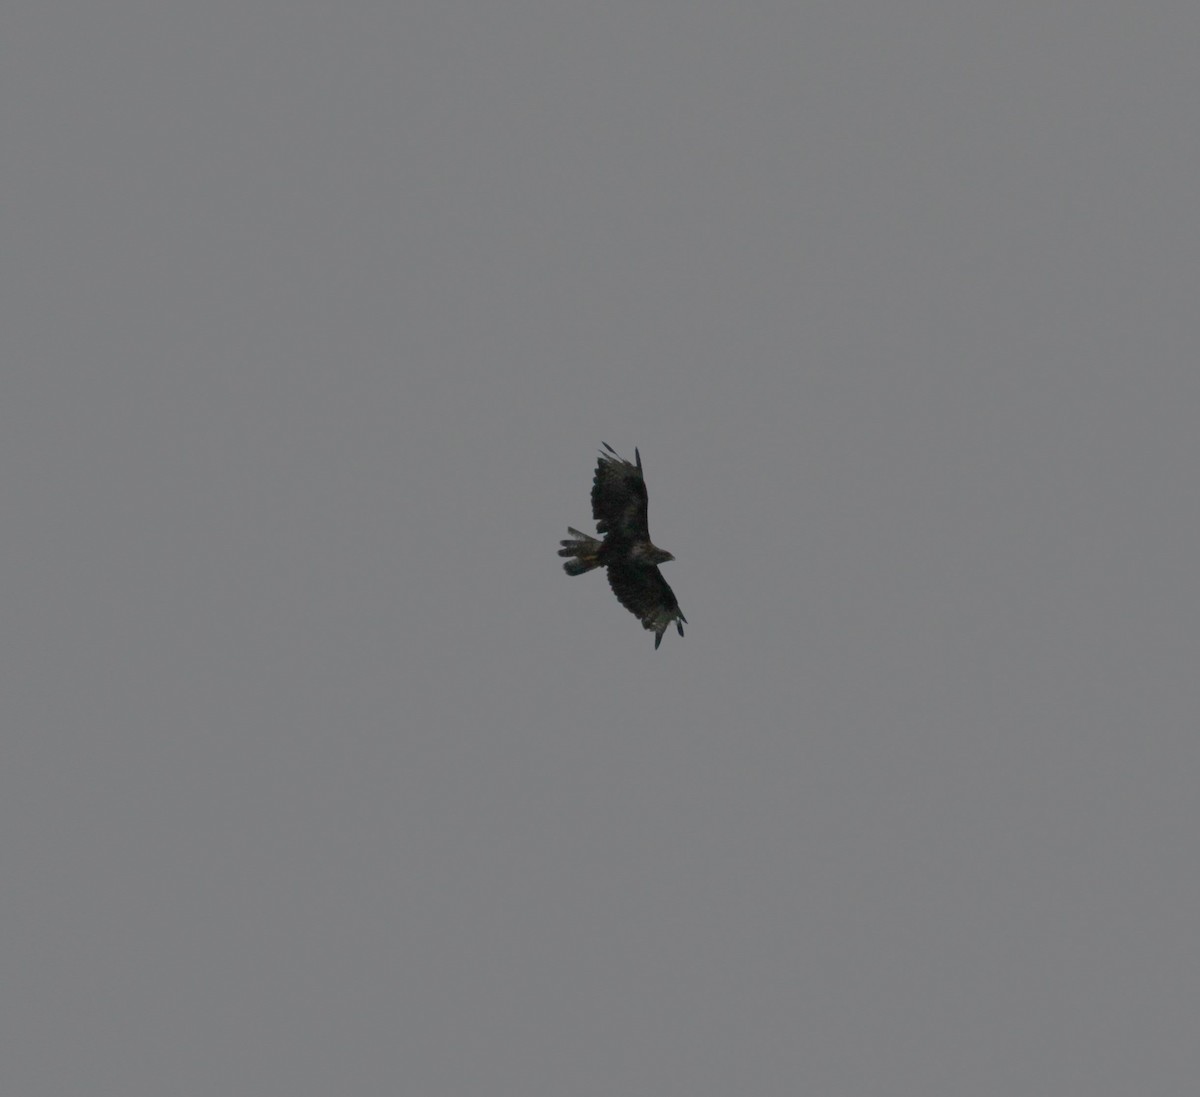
[558, 443, 687, 648]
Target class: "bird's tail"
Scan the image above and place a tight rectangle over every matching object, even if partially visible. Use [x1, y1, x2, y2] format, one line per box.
[558, 528, 603, 575]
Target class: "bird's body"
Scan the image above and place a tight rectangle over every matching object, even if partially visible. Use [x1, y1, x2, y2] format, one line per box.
[559, 443, 687, 648]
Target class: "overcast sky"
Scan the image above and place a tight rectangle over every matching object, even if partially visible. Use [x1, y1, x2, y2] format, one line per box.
[3, 4, 1198, 1095]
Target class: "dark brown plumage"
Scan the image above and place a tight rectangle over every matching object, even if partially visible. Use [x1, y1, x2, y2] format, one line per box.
[558, 443, 687, 648]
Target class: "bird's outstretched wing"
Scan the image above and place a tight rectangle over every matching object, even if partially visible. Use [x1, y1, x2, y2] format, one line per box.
[591, 443, 650, 543]
[606, 561, 687, 649]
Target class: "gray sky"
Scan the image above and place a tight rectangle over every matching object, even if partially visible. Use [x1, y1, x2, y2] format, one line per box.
[3, 4, 1198, 1094]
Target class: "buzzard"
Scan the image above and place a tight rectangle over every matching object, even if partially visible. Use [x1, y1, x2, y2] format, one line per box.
[559, 443, 687, 648]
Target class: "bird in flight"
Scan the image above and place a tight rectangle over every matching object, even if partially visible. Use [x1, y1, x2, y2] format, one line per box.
[559, 443, 687, 649]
